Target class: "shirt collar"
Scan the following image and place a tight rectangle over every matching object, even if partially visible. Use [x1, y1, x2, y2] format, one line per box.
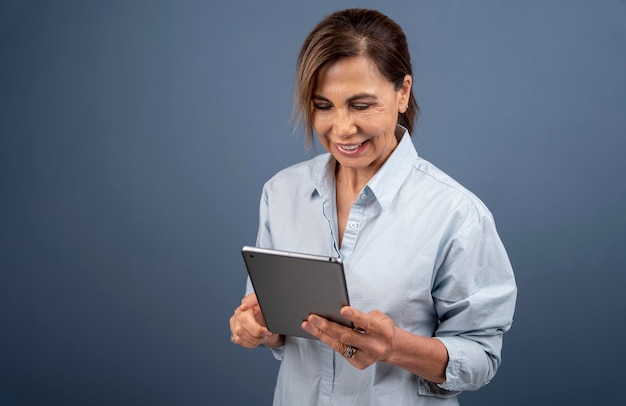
[367, 126, 417, 209]
[311, 154, 335, 200]
[311, 126, 418, 209]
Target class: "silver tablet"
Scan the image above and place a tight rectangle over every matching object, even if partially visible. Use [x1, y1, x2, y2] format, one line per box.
[241, 246, 352, 340]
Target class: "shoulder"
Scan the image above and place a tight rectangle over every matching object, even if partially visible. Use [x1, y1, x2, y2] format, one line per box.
[263, 153, 330, 195]
[391, 132, 491, 219]
[409, 155, 494, 222]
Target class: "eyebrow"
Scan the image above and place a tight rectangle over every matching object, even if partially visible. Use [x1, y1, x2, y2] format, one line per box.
[312, 93, 378, 103]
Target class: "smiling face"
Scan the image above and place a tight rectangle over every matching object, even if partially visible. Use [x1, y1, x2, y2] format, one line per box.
[312, 56, 412, 179]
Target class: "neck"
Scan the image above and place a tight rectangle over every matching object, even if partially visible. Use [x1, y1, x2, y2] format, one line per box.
[335, 164, 375, 197]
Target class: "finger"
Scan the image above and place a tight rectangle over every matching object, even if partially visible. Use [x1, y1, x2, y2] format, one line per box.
[302, 317, 369, 368]
[340, 306, 370, 330]
[231, 304, 271, 348]
[303, 316, 379, 369]
[239, 294, 269, 327]
[229, 315, 254, 348]
[237, 318, 273, 348]
[239, 293, 259, 312]
[237, 331, 266, 348]
[238, 308, 270, 337]
[232, 330, 262, 349]
[342, 307, 396, 361]
[341, 307, 391, 334]
[302, 315, 355, 352]
[232, 326, 269, 348]
[229, 313, 250, 347]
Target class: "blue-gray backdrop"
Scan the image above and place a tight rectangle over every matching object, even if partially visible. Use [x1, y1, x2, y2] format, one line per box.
[1, 1, 625, 405]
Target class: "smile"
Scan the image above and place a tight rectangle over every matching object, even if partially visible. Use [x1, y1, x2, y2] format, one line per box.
[338, 142, 364, 152]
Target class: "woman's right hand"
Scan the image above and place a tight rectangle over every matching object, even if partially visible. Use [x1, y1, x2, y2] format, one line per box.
[229, 293, 285, 349]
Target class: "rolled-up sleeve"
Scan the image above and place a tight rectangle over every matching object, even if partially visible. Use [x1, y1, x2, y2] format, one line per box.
[432, 209, 517, 392]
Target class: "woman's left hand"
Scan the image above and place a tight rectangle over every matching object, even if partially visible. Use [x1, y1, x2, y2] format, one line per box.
[301, 306, 396, 370]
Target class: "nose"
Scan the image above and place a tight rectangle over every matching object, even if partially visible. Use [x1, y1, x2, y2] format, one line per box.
[331, 109, 356, 139]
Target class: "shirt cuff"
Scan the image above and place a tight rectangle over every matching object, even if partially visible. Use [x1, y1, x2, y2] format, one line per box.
[435, 336, 490, 392]
[268, 344, 284, 361]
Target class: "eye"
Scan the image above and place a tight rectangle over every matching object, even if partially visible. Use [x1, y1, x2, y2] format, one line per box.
[352, 103, 371, 111]
[313, 103, 332, 111]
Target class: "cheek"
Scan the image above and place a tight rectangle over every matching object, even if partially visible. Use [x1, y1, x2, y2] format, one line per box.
[311, 117, 334, 142]
[315, 131, 331, 148]
[311, 113, 327, 130]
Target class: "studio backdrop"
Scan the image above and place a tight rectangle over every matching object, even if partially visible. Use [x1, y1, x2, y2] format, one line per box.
[1, 1, 625, 405]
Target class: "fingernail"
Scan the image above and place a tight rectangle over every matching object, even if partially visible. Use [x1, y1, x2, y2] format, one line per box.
[302, 322, 312, 333]
[310, 316, 321, 327]
[342, 308, 352, 317]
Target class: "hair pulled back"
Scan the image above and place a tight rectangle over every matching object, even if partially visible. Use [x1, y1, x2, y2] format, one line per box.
[294, 8, 418, 146]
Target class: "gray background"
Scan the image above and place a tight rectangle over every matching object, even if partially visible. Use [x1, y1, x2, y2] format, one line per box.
[1, 0, 625, 405]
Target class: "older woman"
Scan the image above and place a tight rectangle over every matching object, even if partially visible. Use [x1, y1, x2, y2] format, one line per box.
[229, 8, 516, 405]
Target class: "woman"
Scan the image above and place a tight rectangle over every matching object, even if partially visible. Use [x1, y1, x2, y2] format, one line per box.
[229, 8, 516, 405]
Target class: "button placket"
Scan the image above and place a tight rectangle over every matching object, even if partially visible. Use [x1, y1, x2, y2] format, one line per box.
[339, 194, 368, 258]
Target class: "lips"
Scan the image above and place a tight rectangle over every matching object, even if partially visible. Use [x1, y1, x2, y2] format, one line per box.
[338, 142, 363, 151]
[337, 140, 368, 154]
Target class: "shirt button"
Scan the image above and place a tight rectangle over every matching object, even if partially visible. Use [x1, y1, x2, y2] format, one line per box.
[349, 222, 359, 229]
[360, 194, 367, 201]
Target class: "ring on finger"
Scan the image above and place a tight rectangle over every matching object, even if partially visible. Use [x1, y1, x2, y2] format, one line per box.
[342, 344, 357, 359]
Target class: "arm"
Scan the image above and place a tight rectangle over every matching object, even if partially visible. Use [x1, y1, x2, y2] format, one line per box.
[302, 307, 449, 384]
[230, 184, 285, 349]
[303, 210, 517, 390]
[431, 210, 517, 391]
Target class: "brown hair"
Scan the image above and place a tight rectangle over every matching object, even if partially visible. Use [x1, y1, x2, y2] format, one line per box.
[294, 8, 418, 147]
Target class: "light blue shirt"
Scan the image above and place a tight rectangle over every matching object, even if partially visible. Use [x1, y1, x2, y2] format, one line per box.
[246, 128, 517, 405]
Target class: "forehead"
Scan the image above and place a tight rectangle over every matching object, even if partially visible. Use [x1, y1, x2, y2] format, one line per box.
[314, 56, 390, 93]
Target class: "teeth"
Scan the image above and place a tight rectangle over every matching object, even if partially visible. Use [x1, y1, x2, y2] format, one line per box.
[340, 142, 362, 151]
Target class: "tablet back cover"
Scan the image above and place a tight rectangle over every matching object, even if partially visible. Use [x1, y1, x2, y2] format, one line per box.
[242, 246, 351, 340]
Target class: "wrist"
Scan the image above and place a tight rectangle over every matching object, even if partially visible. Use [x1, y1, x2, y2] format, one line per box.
[381, 325, 399, 364]
[264, 333, 285, 349]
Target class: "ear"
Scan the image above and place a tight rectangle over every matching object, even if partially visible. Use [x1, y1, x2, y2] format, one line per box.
[398, 74, 412, 112]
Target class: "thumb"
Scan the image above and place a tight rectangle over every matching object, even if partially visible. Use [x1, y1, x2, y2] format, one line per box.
[239, 293, 259, 312]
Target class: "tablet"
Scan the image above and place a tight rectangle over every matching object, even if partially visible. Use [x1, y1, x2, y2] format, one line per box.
[241, 246, 352, 340]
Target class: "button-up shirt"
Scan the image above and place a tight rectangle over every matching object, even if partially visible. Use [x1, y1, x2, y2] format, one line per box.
[246, 128, 517, 405]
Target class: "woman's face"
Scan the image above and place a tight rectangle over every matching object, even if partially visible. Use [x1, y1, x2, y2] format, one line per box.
[311, 56, 411, 176]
